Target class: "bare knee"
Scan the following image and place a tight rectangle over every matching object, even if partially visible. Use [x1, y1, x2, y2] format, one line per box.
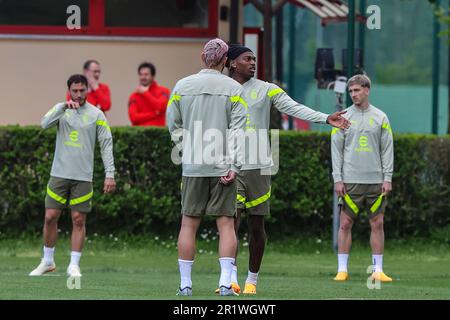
[44, 210, 60, 225]
[181, 216, 201, 230]
[71, 212, 86, 230]
[178, 216, 200, 241]
[339, 213, 354, 232]
[249, 216, 266, 238]
[217, 216, 235, 232]
[370, 215, 384, 232]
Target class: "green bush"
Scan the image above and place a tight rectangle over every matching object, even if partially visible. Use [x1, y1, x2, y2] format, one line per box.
[0, 126, 449, 238]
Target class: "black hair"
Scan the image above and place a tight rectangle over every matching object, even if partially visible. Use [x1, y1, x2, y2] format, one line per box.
[138, 62, 156, 76]
[83, 59, 100, 70]
[67, 74, 88, 89]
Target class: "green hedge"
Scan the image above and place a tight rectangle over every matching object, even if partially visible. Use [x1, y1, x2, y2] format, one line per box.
[0, 126, 449, 238]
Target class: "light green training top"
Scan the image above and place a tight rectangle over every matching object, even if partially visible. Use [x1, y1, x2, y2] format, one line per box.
[41, 102, 115, 182]
[331, 104, 394, 184]
[240, 78, 329, 170]
[166, 69, 247, 177]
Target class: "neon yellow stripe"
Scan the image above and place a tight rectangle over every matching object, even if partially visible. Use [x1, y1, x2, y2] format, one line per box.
[331, 128, 340, 135]
[245, 188, 271, 209]
[47, 186, 67, 204]
[69, 191, 93, 206]
[370, 194, 384, 213]
[96, 120, 110, 131]
[167, 94, 181, 108]
[230, 96, 248, 109]
[45, 106, 57, 117]
[382, 122, 393, 135]
[236, 194, 246, 204]
[343, 194, 359, 214]
[267, 88, 284, 97]
[239, 97, 248, 109]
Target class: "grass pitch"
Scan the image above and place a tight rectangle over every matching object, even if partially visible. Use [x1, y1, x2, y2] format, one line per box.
[0, 233, 449, 300]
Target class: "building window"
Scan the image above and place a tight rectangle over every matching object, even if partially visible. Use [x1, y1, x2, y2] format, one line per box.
[105, 0, 208, 28]
[0, 0, 217, 37]
[0, 0, 89, 26]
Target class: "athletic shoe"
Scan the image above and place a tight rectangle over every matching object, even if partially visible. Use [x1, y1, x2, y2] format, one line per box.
[29, 259, 56, 276]
[333, 271, 349, 281]
[371, 271, 392, 282]
[67, 264, 82, 277]
[214, 282, 241, 294]
[243, 282, 257, 295]
[219, 285, 239, 296]
[176, 287, 192, 296]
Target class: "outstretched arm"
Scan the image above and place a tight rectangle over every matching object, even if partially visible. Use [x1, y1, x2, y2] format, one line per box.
[270, 85, 350, 129]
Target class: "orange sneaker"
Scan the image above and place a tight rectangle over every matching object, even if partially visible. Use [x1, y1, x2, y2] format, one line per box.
[371, 271, 393, 282]
[243, 282, 257, 295]
[333, 271, 349, 281]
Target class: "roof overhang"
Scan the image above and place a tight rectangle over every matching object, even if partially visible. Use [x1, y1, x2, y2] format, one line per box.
[288, 0, 366, 26]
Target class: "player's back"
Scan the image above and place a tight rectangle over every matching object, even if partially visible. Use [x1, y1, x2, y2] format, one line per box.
[168, 69, 245, 177]
[174, 69, 242, 133]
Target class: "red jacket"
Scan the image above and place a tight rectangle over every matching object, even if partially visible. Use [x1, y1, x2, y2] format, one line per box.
[66, 83, 111, 112]
[128, 81, 170, 127]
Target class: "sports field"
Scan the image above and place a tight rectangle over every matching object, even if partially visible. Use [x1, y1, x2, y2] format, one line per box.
[1, 233, 449, 300]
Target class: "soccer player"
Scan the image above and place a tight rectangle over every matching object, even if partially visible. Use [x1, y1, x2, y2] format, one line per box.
[166, 38, 247, 296]
[221, 44, 351, 295]
[30, 74, 116, 277]
[331, 74, 394, 282]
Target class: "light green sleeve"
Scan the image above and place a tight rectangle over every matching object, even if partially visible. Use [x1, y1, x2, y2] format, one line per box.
[166, 84, 183, 152]
[331, 127, 345, 183]
[96, 112, 115, 178]
[381, 116, 394, 182]
[228, 89, 247, 173]
[41, 103, 67, 129]
[269, 85, 329, 123]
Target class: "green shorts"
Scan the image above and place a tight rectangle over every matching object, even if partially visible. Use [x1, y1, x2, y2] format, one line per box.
[181, 176, 237, 217]
[339, 183, 387, 219]
[236, 169, 271, 216]
[45, 176, 93, 213]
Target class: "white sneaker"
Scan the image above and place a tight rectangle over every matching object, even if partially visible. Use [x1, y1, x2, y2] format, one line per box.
[67, 264, 82, 277]
[29, 259, 56, 276]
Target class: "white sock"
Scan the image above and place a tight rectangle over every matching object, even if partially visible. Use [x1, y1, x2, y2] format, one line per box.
[43, 246, 55, 265]
[372, 254, 383, 272]
[178, 259, 194, 289]
[219, 257, 235, 288]
[246, 270, 259, 285]
[338, 254, 349, 272]
[69, 251, 82, 266]
[231, 265, 238, 284]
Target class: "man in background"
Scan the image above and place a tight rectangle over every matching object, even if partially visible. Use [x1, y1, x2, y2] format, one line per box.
[128, 62, 170, 127]
[66, 60, 112, 113]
